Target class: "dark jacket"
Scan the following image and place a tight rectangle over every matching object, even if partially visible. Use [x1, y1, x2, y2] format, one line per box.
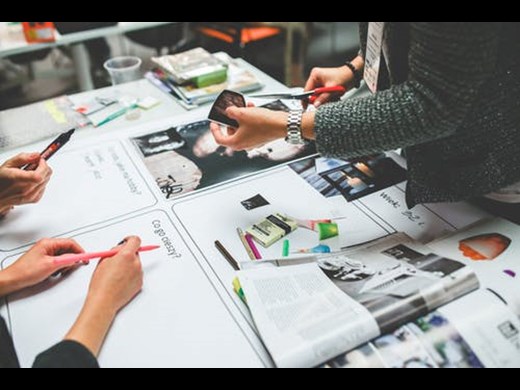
[315, 22, 520, 207]
[0, 316, 98, 368]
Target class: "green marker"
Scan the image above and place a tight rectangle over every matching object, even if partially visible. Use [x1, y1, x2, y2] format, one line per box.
[282, 240, 290, 257]
[318, 223, 339, 241]
[96, 104, 138, 127]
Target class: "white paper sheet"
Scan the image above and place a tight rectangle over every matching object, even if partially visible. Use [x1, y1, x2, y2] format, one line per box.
[0, 141, 157, 252]
[428, 218, 520, 316]
[2, 211, 268, 368]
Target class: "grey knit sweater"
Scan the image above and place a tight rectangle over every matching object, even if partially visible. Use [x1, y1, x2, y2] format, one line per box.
[315, 22, 520, 207]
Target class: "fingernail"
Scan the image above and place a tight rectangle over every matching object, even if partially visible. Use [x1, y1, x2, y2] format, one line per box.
[314, 102, 321, 108]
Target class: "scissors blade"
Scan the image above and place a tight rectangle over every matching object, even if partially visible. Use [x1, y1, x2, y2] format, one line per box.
[250, 93, 298, 99]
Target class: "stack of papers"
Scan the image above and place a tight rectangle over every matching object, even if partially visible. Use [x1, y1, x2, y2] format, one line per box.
[148, 52, 263, 108]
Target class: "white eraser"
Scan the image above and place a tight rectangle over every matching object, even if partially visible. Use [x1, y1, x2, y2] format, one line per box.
[138, 97, 161, 110]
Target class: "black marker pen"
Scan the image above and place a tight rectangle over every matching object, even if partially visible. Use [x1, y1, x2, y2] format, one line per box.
[24, 129, 76, 171]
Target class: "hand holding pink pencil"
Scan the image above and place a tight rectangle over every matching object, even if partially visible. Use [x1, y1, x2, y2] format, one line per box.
[53, 245, 160, 267]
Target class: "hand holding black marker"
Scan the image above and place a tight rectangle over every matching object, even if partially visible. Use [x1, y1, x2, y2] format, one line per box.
[23, 129, 76, 171]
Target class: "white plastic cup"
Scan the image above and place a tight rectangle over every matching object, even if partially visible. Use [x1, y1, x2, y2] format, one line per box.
[104, 56, 142, 86]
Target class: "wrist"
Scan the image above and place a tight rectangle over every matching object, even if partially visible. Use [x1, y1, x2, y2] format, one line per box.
[84, 293, 118, 320]
[0, 268, 24, 296]
[273, 111, 290, 139]
[302, 112, 316, 141]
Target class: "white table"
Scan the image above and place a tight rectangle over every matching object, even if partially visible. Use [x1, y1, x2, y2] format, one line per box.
[0, 22, 177, 91]
[67, 57, 286, 134]
[0, 59, 290, 368]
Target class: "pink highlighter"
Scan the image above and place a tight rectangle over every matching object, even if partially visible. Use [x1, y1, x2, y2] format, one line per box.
[53, 245, 160, 267]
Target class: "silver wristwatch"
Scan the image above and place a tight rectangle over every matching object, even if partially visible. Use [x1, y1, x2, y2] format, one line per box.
[286, 109, 305, 145]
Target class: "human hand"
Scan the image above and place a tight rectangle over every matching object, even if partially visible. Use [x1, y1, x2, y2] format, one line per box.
[0, 153, 53, 216]
[86, 236, 144, 315]
[1, 238, 85, 294]
[304, 66, 353, 107]
[210, 104, 288, 151]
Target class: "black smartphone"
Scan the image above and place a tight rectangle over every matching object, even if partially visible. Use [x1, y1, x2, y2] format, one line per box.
[208, 90, 246, 128]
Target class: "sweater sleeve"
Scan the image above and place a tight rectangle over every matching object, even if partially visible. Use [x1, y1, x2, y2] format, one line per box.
[33, 341, 99, 368]
[315, 22, 500, 158]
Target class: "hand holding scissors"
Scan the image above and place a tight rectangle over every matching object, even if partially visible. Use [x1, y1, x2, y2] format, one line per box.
[251, 86, 347, 105]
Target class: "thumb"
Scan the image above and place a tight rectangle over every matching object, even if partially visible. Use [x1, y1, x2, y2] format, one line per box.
[226, 106, 244, 120]
[3, 153, 40, 169]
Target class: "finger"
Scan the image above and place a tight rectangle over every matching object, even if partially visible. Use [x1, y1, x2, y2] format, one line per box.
[120, 236, 142, 257]
[2, 153, 40, 169]
[210, 123, 232, 147]
[6, 168, 44, 184]
[246, 102, 256, 108]
[226, 106, 243, 121]
[34, 159, 53, 181]
[304, 68, 321, 92]
[47, 238, 85, 256]
[313, 93, 333, 108]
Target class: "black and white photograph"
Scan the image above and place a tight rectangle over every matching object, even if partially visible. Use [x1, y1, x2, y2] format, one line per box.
[133, 119, 316, 200]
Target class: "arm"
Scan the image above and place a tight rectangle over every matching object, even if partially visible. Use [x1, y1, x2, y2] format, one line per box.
[211, 23, 500, 156]
[63, 237, 143, 357]
[314, 22, 500, 158]
[33, 237, 143, 368]
[210, 56, 364, 151]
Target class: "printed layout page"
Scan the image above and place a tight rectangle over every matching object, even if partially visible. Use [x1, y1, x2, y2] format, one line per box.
[0, 141, 157, 252]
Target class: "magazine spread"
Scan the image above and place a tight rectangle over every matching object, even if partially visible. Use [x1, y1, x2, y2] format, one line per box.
[238, 234, 480, 367]
[324, 289, 520, 368]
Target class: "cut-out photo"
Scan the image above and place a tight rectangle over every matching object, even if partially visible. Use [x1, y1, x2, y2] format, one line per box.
[241, 194, 270, 211]
[458, 233, 512, 261]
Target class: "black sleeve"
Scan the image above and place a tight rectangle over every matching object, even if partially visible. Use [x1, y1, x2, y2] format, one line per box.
[33, 341, 99, 369]
[0, 316, 20, 368]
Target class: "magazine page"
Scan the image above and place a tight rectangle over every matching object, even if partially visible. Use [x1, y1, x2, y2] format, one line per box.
[427, 218, 520, 316]
[237, 264, 380, 368]
[242, 234, 480, 333]
[238, 234, 479, 367]
[325, 290, 520, 368]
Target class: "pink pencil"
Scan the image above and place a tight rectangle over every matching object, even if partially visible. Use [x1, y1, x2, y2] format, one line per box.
[245, 234, 262, 260]
[53, 245, 161, 267]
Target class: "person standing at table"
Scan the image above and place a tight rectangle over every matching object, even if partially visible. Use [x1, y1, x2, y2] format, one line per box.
[210, 22, 520, 224]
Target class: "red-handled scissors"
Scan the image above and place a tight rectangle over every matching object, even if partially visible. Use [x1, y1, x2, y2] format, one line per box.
[251, 86, 347, 104]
